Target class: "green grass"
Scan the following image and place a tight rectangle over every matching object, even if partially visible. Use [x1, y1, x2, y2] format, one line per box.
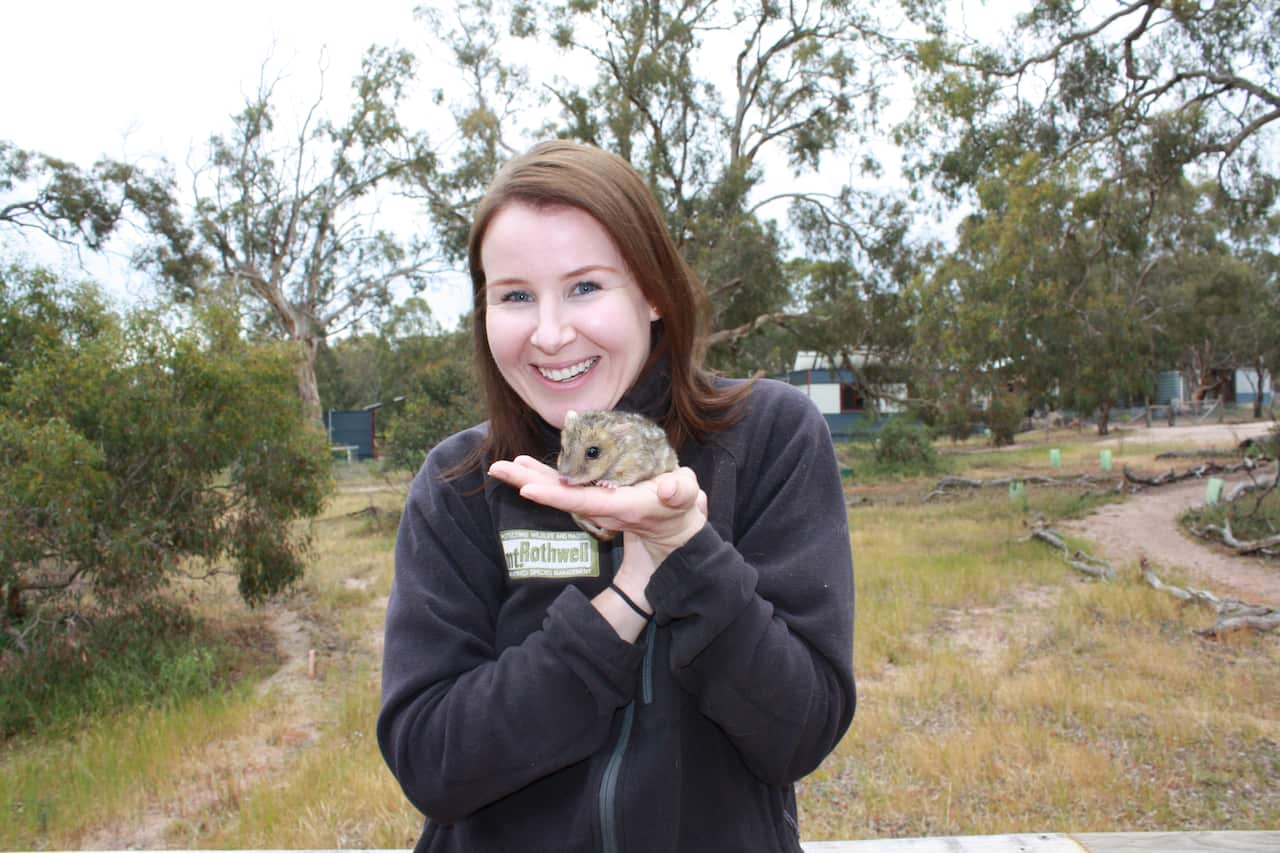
[0, 681, 265, 848]
[196, 666, 423, 849]
[0, 600, 276, 742]
[1183, 481, 1280, 544]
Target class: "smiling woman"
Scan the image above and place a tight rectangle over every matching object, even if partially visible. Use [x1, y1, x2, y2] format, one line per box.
[481, 203, 660, 429]
[377, 140, 856, 853]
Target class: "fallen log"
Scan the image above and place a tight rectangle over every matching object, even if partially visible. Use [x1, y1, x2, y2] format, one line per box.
[1139, 561, 1225, 609]
[1155, 448, 1244, 459]
[1224, 469, 1278, 503]
[1139, 557, 1279, 637]
[1030, 525, 1117, 579]
[926, 473, 1117, 501]
[939, 474, 1058, 488]
[1122, 457, 1262, 487]
[1026, 533, 1280, 636]
[1199, 611, 1280, 637]
[1191, 520, 1280, 557]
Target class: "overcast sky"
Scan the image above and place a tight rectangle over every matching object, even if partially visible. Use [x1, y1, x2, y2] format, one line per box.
[1, 1, 1006, 328]
[3, 1, 422, 163]
[0, 0, 476, 322]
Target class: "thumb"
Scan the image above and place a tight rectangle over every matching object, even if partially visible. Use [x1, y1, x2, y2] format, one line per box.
[656, 467, 700, 509]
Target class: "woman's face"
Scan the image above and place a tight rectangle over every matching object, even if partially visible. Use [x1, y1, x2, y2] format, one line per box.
[481, 202, 659, 429]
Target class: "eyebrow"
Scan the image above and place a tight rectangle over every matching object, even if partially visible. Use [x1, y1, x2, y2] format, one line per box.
[485, 264, 622, 289]
[563, 264, 620, 279]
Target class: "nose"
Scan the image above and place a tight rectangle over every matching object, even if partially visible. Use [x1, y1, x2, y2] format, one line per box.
[530, 301, 576, 353]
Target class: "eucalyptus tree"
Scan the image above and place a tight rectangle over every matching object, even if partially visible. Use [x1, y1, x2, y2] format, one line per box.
[913, 156, 1162, 435]
[1145, 183, 1280, 412]
[0, 140, 201, 280]
[417, 0, 922, 377]
[180, 47, 441, 422]
[1236, 239, 1280, 417]
[902, 0, 1280, 206]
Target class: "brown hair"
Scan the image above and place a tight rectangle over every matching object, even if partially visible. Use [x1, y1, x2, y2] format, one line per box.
[461, 140, 749, 469]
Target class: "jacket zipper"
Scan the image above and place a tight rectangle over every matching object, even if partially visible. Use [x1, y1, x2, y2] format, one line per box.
[640, 619, 656, 704]
[599, 621, 657, 853]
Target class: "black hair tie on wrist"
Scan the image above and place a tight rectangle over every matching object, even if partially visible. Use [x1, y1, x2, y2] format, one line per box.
[610, 582, 652, 620]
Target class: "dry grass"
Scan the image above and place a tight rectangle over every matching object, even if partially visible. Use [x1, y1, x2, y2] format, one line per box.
[191, 667, 423, 849]
[802, 489, 1280, 841]
[5, 446, 1279, 847]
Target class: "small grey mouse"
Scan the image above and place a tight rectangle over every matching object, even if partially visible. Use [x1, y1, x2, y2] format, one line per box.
[556, 409, 678, 541]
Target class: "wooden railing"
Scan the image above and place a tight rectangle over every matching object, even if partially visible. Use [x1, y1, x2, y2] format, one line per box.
[83, 833, 1280, 852]
[802, 831, 1278, 851]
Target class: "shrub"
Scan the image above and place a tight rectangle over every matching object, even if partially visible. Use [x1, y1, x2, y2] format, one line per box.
[0, 600, 226, 739]
[384, 358, 482, 470]
[1251, 421, 1280, 459]
[0, 263, 332, 629]
[874, 418, 939, 475]
[984, 391, 1026, 447]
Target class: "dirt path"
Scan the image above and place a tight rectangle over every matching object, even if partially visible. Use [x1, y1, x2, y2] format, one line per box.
[80, 603, 331, 849]
[1060, 422, 1280, 607]
[1098, 420, 1276, 447]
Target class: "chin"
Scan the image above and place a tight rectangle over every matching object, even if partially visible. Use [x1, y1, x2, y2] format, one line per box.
[538, 397, 616, 429]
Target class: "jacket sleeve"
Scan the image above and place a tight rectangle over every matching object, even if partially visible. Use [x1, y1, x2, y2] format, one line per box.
[376, 437, 645, 824]
[644, 382, 856, 786]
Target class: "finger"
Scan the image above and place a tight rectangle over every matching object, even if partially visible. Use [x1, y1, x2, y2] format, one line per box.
[512, 455, 557, 473]
[655, 467, 700, 508]
[519, 481, 608, 514]
[488, 458, 559, 489]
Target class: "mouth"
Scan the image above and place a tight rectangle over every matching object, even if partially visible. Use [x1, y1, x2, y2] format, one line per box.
[537, 357, 599, 383]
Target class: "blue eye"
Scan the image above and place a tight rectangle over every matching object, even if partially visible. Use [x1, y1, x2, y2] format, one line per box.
[500, 290, 533, 303]
[573, 280, 601, 296]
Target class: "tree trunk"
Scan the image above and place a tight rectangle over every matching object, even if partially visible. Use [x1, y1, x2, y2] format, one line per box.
[1253, 360, 1265, 419]
[297, 336, 323, 424]
[4, 583, 26, 624]
[1096, 400, 1112, 436]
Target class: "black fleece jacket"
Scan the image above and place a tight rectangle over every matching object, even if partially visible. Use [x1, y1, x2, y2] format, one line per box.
[378, 372, 855, 853]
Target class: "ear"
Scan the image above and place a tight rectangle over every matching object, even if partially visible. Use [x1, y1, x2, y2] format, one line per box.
[564, 410, 579, 427]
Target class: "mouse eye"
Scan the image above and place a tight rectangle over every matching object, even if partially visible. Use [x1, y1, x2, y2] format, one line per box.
[585, 446, 600, 460]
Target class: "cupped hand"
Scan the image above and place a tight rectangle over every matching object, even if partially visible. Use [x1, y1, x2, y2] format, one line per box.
[487, 456, 707, 564]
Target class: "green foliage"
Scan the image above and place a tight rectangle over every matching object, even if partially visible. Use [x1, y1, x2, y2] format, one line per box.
[315, 297, 450, 413]
[902, 0, 1280, 204]
[383, 328, 483, 470]
[983, 390, 1025, 447]
[0, 141, 200, 277]
[424, 0, 916, 378]
[0, 600, 230, 740]
[0, 263, 332, 628]
[177, 47, 439, 421]
[1242, 422, 1280, 465]
[911, 159, 1174, 434]
[912, 393, 979, 444]
[1183, 473, 1280, 554]
[873, 418, 939, 474]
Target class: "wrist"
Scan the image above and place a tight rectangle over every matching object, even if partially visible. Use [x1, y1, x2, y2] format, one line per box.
[609, 582, 652, 619]
[645, 515, 705, 566]
[609, 570, 653, 615]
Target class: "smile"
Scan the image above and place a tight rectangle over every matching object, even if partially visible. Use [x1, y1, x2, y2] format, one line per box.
[537, 357, 599, 383]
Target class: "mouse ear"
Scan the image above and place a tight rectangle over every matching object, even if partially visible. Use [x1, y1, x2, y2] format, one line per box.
[563, 410, 579, 428]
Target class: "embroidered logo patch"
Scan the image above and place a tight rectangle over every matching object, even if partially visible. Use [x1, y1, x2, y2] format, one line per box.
[500, 529, 599, 579]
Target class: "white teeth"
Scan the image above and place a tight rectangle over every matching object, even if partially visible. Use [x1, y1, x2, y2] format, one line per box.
[538, 357, 598, 382]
